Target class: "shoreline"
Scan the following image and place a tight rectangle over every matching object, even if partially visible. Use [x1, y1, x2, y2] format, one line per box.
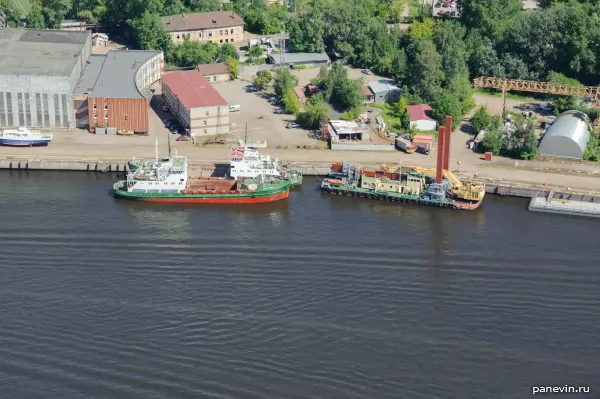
[2, 154, 600, 199]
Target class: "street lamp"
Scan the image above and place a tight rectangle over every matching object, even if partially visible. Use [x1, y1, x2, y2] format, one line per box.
[457, 160, 461, 172]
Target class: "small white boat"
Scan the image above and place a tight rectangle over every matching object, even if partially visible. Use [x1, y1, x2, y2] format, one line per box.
[0, 127, 53, 146]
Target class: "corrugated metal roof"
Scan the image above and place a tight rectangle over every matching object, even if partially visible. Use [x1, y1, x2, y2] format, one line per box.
[196, 63, 230, 76]
[407, 104, 435, 122]
[270, 52, 330, 64]
[161, 72, 228, 109]
[90, 50, 162, 99]
[162, 11, 244, 32]
[368, 79, 401, 94]
[0, 27, 90, 76]
[538, 112, 590, 159]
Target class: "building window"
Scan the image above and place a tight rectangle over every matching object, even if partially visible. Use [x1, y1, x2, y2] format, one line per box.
[124, 115, 128, 121]
[177, 35, 180, 39]
[204, 129, 207, 134]
[92, 104, 97, 109]
[209, 31, 212, 37]
[104, 104, 108, 110]
[105, 114, 108, 119]
[219, 30, 223, 35]
[219, 39, 223, 43]
[93, 114, 97, 119]
[205, 110, 209, 116]
[203, 120, 207, 126]
[225, 39, 228, 43]
[231, 29, 234, 34]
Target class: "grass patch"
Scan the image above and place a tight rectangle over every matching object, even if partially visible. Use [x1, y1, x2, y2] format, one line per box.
[369, 103, 402, 131]
[474, 88, 537, 101]
[12, 0, 31, 15]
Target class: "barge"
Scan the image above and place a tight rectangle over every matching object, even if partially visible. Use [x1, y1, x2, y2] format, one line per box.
[321, 162, 485, 210]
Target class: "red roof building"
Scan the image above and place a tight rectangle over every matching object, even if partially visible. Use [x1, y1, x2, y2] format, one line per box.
[293, 86, 306, 104]
[407, 104, 437, 131]
[161, 72, 230, 136]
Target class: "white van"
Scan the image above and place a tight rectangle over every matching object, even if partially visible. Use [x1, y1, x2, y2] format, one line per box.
[229, 105, 241, 112]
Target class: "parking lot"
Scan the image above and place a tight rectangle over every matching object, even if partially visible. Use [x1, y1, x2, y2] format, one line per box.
[432, 0, 461, 18]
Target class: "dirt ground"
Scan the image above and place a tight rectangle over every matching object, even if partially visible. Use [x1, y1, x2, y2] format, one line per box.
[0, 67, 598, 191]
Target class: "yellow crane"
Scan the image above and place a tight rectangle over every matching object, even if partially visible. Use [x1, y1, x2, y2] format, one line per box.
[410, 167, 485, 202]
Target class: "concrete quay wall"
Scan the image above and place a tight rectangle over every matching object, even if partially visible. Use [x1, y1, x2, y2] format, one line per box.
[1, 156, 598, 200]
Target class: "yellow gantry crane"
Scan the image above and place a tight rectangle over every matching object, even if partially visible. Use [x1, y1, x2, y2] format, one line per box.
[472, 76, 600, 127]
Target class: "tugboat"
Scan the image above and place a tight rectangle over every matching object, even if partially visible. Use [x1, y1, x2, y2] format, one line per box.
[113, 140, 290, 204]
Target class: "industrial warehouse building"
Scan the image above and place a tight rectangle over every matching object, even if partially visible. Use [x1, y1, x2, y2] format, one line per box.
[161, 72, 229, 137]
[0, 27, 92, 129]
[0, 27, 163, 134]
[196, 63, 231, 83]
[538, 111, 591, 160]
[162, 11, 245, 44]
[407, 104, 437, 131]
[75, 50, 163, 134]
[268, 52, 331, 68]
[368, 80, 402, 103]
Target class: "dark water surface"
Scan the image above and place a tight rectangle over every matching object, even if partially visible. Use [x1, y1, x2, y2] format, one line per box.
[0, 171, 598, 399]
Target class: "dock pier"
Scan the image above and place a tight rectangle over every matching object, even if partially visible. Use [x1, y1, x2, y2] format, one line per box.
[1, 156, 599, 215]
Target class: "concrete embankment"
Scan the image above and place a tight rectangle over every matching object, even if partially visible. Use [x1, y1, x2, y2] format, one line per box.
[1, 156, 600, 200]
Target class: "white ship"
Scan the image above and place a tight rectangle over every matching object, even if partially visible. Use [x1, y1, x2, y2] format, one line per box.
[0, 127, 53, 146]
[229, 142, 303, 187]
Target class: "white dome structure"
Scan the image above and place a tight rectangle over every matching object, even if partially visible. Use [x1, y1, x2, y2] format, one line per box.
[538, 111, 591, 159]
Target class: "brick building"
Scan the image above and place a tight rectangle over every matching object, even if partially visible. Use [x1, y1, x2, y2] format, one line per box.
[161, 72, 230, 137]
[162, 11, 245, 44]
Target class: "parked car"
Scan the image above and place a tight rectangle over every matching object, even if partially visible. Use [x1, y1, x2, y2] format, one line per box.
[361, 69, 372, 75]
[176, 135, 190, 141]
[416, 146, 430, 155]
[286, 122, 300, 129]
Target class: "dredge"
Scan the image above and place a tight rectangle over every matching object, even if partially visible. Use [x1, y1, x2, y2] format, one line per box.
[320, 116, 486, 210]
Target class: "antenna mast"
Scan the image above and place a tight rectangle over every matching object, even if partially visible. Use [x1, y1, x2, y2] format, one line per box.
[168, 133, 172, 158]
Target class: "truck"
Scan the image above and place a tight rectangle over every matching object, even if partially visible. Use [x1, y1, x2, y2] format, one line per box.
[395, 137, 416, 154]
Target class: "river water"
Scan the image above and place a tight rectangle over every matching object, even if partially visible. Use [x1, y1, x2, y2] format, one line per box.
[0, 171, 598, 399]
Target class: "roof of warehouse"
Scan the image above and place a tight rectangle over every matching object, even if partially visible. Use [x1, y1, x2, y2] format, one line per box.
[196, 63, 230, 76]
[368, 79, 401, 94]
[0, 27, 90, 76]
[162, 11, 244, 32]
[269, 52, 330, 64]
[83, 50, 162, 99]
[407, 104, 435, 122]
[161, 72, 228, 109]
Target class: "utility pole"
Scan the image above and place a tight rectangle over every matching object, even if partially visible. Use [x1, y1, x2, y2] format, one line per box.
[279, 28, 285, 69]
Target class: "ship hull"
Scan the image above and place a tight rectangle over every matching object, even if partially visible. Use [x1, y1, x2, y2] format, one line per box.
[320, 185, 481, 211]
[0, 139, 51, 146]
[114, 190, 289, 204]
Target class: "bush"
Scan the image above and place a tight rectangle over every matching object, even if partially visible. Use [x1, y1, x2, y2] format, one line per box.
[480, 130, 502, 155]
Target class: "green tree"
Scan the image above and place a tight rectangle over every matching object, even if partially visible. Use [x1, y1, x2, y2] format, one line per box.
[461, 0, 522, 41]
[470, 106, 493, 133]
[225, 56, 239, 79]
[519, 128, 538, 160]
[480, 130, 502, 155]
[217, 43, 239, 62]
[547, 71, 582, 113]
[248, 45, 263, 58]
[283, 89, 301, 115]
[186, 0, 221, 12]
[252, 70, 272, 91]
[41, 0, 72, 28]
[432, 91, 462, 129]
[297, 96, 331, 130]
[408, 40, 445, 103]
[273, 68, 299, 100]
[130, 12, 171, 52]
[288, 12, 326, 53]
[0, 0, 21, 27]
[408, 18, 434, 40]
[391, 97, 410, 130]
[432, 21, 469, 84]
